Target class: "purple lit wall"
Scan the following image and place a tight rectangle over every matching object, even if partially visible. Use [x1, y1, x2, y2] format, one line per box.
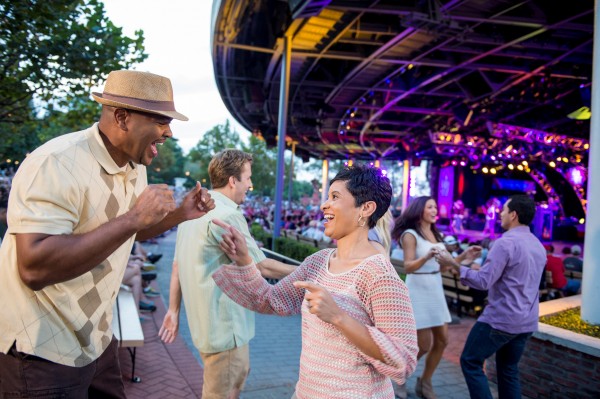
[438, 166, 454, 218]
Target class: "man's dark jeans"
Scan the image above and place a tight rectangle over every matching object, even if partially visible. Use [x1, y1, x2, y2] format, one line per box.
[460, 321, 531, 399]
[0, 337, 125, 398]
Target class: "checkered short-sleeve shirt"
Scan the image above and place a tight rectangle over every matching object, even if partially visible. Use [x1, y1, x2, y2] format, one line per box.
[0, 123, 147, 366]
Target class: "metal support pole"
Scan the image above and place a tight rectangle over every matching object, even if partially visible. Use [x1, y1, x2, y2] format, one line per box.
[272, 35, 291, 249]
[321, 159, 329, 204]
[401, 159, 411, 211]
[581, 2, 600, 324]
[287, 141, 296, 207]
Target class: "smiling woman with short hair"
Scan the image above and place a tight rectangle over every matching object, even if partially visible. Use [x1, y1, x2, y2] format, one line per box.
[212, 164, 419, 399]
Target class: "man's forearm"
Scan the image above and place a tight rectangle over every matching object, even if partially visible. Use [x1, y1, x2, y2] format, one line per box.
[16, 212, 141, 290]
[444, 258, 462, 274]
[168, 262, 183, 312]
[455, 251, 467, 263]
[136, 208, 186, 241]
[258, 259, 296, 280]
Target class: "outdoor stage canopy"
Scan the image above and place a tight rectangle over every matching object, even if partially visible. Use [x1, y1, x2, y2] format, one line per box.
[211, 0, 592, 169]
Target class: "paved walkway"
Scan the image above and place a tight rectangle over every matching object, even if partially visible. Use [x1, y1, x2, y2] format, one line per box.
[121, 232, 498, 398]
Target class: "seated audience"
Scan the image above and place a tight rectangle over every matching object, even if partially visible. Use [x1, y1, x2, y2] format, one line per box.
[563, 245, 583, 272]
[132, 240, 163, 264]
[443, 235, 461, 257]
[122, 257, 157, 314]
[302, 220, 319, 239]
[544, 245, 566, 289]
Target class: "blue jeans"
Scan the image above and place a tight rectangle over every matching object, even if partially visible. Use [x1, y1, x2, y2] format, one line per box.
[563, 279, 581, 295]
[460, 322, 531, 399]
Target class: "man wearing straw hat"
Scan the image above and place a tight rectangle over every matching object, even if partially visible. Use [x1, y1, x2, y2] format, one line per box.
[0, 70, 215, 397]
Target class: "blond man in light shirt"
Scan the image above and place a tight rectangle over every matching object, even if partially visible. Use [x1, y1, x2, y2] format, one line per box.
[159, 149, 295, 399]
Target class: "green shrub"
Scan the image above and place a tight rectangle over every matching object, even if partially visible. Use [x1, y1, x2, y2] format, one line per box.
[274, 237, 319, 262]
[250, 223, 319, 262]
[250, 223, 271, 248]
[540, 307, 600, 339]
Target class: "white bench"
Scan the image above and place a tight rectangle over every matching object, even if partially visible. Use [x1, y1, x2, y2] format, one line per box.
[112, 287, 144, 382]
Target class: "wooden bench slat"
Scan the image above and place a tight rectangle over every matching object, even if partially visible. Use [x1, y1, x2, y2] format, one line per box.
[564, 270, 583, 280]
[440, 270, 480, 316]
[112, 288, 144, 347]
[444, 290, 474, 302]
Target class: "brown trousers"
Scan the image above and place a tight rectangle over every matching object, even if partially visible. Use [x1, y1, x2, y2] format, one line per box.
[0, 337, 125, 399]
[200, 344, 250, 399]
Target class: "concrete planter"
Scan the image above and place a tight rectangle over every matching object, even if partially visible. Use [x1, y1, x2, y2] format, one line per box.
[485, 295, 600, 398]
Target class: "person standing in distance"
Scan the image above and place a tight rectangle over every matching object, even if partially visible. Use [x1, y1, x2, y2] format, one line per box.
[0, 70, 215, 398]
[391, 196, 480, 399]
[439, 195, 546, 399]
[159, 149, 295, 399]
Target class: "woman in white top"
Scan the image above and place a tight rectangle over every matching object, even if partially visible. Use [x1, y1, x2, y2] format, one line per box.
[392, 196, 479, 399]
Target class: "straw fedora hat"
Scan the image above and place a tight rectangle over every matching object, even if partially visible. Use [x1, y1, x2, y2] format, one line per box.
[92, 70, 188, 121]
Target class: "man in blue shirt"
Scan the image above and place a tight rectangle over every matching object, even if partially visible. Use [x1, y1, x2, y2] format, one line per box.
[441, 195, 546, 399]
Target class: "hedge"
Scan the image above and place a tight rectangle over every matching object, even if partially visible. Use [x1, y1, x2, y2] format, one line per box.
[250, 223, 319, 262]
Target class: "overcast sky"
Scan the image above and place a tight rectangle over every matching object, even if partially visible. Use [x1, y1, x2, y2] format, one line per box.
[100, 0, 249, 154]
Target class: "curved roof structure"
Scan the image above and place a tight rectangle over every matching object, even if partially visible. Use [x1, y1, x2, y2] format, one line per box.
[211, 0, 593, 165]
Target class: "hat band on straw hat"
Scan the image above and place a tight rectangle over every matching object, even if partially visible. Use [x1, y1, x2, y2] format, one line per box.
[91, 70, 189, 120]
[102, 92, 176, 111]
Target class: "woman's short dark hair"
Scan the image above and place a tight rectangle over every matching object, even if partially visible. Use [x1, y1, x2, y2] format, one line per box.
[391, 196, 443, 244]
[330, 164, 392, 229]
[507, 195, 536, 226]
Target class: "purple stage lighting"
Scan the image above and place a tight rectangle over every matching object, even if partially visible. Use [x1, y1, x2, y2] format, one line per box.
[566, 166, 586, 186]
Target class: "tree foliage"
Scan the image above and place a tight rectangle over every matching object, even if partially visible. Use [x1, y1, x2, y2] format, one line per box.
[243, 134, 277, 197]
[147, 138, 186, 185]
[185, 121, 313, 199]
[0, 0, 147, 161]
[290, 180, 314, 201]
[187, 120, 241, 186]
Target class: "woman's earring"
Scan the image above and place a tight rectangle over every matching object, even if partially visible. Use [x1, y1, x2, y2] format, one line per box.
[357, 215, 367, 227]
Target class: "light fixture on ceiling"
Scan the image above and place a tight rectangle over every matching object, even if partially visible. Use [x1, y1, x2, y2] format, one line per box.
[567, 106, 591, 120]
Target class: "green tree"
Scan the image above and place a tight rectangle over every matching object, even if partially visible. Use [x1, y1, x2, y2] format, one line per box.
[243, 136, 318, 200]
[303, 158, 345, 179]
[243, 134, 277, 197]
[186, 122, 313, 199]
[0, 0, 147, 161]
[291, 180, 314, 201]
[147, 138, 186, 185]
[188, 121, 240, 186]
